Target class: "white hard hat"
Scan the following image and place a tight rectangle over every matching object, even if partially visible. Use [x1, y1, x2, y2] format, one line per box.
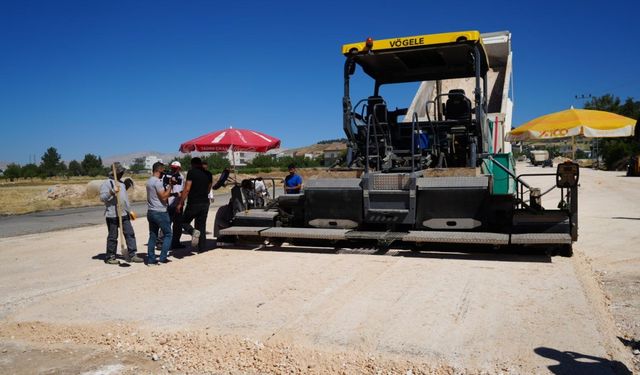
[170, 161, 181, 168]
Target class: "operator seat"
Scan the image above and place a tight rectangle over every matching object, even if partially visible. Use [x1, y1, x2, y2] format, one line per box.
[444, 89, 472, 122]
[367, 96, 388, 124]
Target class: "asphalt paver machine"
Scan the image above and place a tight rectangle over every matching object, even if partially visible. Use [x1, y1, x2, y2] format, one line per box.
[215, 31, 579, 256]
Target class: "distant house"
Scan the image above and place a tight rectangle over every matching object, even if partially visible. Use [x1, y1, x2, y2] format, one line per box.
[279, 149, 297, 158]
[323, 148, 345, 167]
[144, 155, 163, 170]
[265, 148, 285, 159]
[230, 150, 258, 166]
[208, 150, 259, 167]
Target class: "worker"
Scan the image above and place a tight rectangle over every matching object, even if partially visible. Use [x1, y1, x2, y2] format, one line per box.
[99, 163, 143, 265]
[177, 157, 213, 252]
[155, 160, 185, 250]
[202, 161, 214, 202]
[284, 164, 302, 194]
[166, 161, 185, 249]
[254, 177, 268, 207]
[146, 161, 174, 265]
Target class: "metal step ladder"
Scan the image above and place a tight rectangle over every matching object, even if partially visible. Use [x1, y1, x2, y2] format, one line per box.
[362, 172, 417, 225]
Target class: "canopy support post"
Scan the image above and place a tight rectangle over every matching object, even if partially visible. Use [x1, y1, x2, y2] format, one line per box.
[230, 145, 237, 182]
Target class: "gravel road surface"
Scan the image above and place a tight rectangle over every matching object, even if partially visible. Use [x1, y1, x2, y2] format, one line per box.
[0, 165, 636, 374]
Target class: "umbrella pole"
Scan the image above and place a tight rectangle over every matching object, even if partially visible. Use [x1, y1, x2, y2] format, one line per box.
[230, 146, 237, 182]
[572, 136, 576, 160]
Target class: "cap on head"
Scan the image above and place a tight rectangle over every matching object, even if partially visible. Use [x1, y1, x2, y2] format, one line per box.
[170, 161, 181, 169]
[109, 162, 126, 178]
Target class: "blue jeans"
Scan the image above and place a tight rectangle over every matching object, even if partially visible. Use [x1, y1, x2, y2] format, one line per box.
[147, 210, 172, 263]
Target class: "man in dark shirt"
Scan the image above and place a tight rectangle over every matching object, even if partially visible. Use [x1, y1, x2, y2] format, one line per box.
[202, 161, 214, 202]
[177, 157, 213, 252]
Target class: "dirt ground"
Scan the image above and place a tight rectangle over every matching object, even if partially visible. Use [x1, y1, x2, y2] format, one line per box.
[0, 163, 638, 374]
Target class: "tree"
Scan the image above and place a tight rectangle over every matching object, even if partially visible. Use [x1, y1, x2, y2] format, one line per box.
[601, 140, 637, 170]
[21, 163, 40, 179]
[81, 154, 104, 176]
[584, 94, 640, 121]
[129, 157, 146, 173]
[275, 155, 320, 169]
[205, 153, 231, 171]
[177, 154, 193, 170]
[3, 163, 21, 181]
[68, 160, 83, 176]
[247, 154, 275, 168]
[40, 147, 64, 177]
[584, 94, 640, 169]
[619, 97, 640, 120]
[584, 94, 621, 114]
[317, 138, 347, 144]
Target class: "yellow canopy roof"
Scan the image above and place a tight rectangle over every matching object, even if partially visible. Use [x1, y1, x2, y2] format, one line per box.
[506, 108, 636, 142]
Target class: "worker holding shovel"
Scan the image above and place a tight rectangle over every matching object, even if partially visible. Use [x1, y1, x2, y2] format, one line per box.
[99, 163, 143, 265]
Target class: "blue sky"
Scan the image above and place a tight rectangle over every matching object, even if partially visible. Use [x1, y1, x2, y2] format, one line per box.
[1, 0, 638, 164]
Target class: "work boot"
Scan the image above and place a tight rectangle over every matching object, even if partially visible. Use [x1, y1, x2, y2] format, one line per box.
[126, 255, 144, 263]
[191, 229, 201, 247]
[105, 258, 119, 265]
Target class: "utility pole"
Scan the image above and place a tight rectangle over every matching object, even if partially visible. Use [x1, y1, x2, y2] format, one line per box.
[574, 93, 598, 165]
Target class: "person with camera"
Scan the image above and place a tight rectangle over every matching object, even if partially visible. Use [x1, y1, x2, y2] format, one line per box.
[146, 161, 174, 265]
[166, 161, 186, 249]
[156, 161, 186, 250]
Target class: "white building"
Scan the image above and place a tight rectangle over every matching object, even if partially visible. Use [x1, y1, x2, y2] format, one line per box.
[144, 155, 163, 170]
[210, 150, 259, 167]
[228, 150, 258, 166]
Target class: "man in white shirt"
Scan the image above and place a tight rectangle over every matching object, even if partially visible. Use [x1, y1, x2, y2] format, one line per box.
[165, 161, 186, 249]
[254, 177, 268, 207]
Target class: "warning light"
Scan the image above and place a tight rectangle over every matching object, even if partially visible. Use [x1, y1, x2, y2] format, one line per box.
[365, 37, 374, 48]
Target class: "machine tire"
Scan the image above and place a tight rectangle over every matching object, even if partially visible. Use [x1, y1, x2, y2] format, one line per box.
[547, 244, 573, 257]
[217, 235, 237, 245]
[213, 204, 233, 238]
[559, 244, 573, 257]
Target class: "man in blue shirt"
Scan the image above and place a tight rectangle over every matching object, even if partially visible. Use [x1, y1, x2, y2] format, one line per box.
[284, 164, 302, 194]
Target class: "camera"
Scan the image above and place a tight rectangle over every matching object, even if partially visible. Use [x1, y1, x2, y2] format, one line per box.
[163, 170, 183, 187]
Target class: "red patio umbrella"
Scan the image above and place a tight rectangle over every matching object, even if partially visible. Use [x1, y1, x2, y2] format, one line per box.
[179, 128, 280, 153]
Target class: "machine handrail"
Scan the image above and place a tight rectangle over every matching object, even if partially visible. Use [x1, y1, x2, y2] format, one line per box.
[411, 112, 417, 172]
[481, 154, 530, 189]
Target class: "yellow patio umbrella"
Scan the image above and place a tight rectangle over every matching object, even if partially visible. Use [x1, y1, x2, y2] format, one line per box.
[506, 107, 636, 142]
